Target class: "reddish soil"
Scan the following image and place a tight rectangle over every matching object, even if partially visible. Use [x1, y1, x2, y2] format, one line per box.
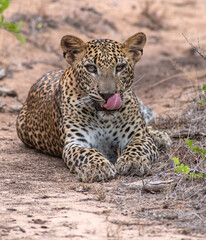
[0, 1, 206, 239]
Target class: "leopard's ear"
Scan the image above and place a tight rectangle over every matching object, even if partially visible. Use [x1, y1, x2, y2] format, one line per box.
[61, 35, 86, 65]
[122, 32, 146, 64]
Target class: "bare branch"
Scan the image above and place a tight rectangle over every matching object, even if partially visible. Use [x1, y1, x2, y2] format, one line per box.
[182, 33, 206, 60]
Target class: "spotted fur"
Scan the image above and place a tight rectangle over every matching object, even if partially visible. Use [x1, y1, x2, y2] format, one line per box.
[16, 33, 171, 182]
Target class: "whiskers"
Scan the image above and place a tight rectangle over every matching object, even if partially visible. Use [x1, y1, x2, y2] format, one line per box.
[75, 96, 93, 107]
[131, 74, 145, 90]
[122, 75, 145, 96]
[121, 75, 145, 102]
[70, 89, 104, 108]
[90, 94, 103, 102]
[68, 91, 92, 107]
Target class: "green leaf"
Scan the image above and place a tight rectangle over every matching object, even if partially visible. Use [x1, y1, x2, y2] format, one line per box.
[200, 85, 206, 91]
[2, 20, 23, 32]
[190, 172, 206, 179]
[2, 21, 16, 32]
[184, 165, 190, 174]
[0, 0, 10, 14]
[198, 100, 206, 106]
[173, 157, 179, 165]
[185, 139, 206, 156]
[174, 164, 183, 173]
[195, 173, 203, 178]
[179, 163, 185, 172]
[15, 20, 23, 32]
[189, 172, 195, 178]
[0, 14, 4, 25]
[191, 147, 206, 155]
[185, 139, 193, 148]
[14, 33, 26, 45]
[174, 167, 180, 173]
[174, 163, 190, 174]
[174, 166, 183, 173]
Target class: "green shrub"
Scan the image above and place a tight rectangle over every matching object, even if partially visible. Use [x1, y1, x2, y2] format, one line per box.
[173, 139, 206, 179]
[0, 0, 26, 45]
[198, 85, 206, 106]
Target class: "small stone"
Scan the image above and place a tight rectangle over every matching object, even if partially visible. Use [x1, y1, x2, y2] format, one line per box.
[163, 212, 178, 220]
[19, 227, 26, 233]
[33, 219, 47, 224]
[0, 87, 17, 97]
[7, 208, 17, 211]
[41, 225, 48, 229]
[0, 68, 6, 80]
[9, 104, 23, 113]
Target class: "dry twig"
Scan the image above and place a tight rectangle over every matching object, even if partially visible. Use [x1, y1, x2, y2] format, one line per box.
[182, 33, 206, 60]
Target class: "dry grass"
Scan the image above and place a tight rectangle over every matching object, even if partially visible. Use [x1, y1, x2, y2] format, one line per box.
[150, 95, 206, 199]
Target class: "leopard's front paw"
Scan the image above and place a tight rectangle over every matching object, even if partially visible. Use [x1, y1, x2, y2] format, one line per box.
[148, 127, 172, 149]
[77, 160, 116, 182]
[155, 131, 172, 148]
[115, 156, 151, 177]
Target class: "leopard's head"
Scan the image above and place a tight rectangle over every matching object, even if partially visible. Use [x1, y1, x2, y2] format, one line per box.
[61, 33, 146, 111]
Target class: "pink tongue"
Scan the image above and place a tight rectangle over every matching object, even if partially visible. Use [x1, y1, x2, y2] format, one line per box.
[103, 94, 122, 110]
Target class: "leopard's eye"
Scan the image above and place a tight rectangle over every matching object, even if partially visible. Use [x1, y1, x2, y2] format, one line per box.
[85, 64, 97, 73]
[116, 64, 126, 73]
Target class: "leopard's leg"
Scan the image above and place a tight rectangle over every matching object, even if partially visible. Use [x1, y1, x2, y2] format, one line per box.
[147, 126, 172, 149]
[116, 133, 158, 176]
[63, 142, 116, 182]
[16, 103, 33, 148]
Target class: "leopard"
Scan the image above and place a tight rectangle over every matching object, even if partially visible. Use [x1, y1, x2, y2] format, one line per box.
[16, 32, 171, 182]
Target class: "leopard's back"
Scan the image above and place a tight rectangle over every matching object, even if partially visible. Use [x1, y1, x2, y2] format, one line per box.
[16, 70, 65, 156]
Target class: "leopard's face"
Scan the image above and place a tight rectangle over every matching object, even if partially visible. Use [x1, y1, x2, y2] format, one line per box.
[61, 33, 146, 110]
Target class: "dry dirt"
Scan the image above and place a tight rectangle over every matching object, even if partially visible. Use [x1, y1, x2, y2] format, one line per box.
[0, 0, 206, 239]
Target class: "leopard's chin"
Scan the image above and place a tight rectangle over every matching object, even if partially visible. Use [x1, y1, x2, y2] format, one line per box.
[97, 109, 119, 118]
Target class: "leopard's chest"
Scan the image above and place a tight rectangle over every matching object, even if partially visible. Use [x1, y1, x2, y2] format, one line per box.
[83, 111, 135, 163]
[89, 122, 120, 163]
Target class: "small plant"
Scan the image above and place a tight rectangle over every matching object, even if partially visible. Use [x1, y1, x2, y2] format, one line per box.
[173, 157, 190, 174]
[173, 139, 206, 179]
[198, 85, 206, 106]
[0, 0, 26, 45]
[185, 139, 206, 159]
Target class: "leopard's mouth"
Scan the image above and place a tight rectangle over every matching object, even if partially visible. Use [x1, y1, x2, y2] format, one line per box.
[93, 102, 119, 112]
[93, 93, 123, 112]
[101, 93, 122, 110]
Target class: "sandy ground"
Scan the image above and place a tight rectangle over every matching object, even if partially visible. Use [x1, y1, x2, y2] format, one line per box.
[0, 0, 206, 239]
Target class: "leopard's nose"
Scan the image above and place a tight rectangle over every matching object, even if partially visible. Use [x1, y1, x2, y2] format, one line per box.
[99, 92, 115, 101]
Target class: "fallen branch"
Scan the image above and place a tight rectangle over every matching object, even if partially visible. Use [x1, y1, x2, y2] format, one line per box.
[171, 131, 206, 139]
[124, 179, 176, 192]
